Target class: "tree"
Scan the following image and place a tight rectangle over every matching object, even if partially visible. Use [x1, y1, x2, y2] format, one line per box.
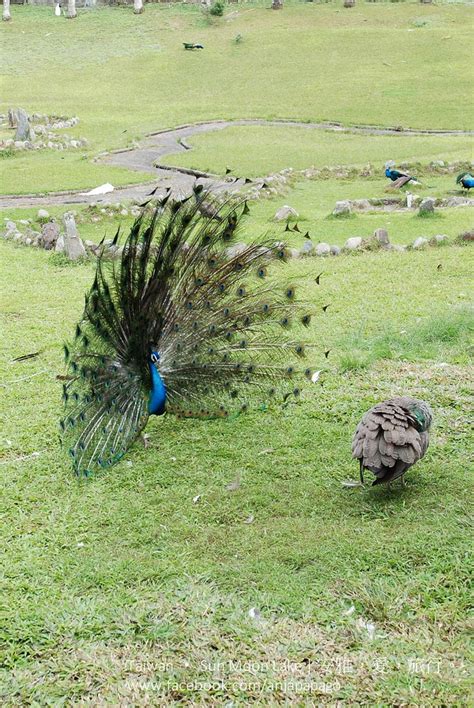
[134, 0, 144, 14]
[2, 0, 12, 22]
[67, 0, 77, 18]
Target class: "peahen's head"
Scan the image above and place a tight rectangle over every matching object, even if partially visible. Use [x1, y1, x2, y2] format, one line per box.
[408, 399, 433, 432]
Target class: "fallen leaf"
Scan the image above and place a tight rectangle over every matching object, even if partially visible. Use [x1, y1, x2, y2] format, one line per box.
[193, 494, 201, 504]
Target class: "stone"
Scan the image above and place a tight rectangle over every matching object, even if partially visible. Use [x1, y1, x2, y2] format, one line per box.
[55, 234, 65, 253]
[5, 220, 17, 232]
[8, 109, 18, 128]
[391, 244, 407, 252]
[37, 209, 50, 220]
[41, 221, 60, 250]
[120, 209, 128, 216]
[274, 205, 299, 221]
[429, 234, 449, 246]
[330, 245, 341, 256]
[288, 247, 301, 259]
[63, 212, 86, 260]
[14, 109, 32, 141]
[344, 0, 355, 6]
[412, 237, 428, 249]
[300, 240, 315, 256]
[418, 197, 436, 215]
[84, 239, 98, 254]
[315, 242, 331, 256]
[84, 183, 114, 196]
[374, 228, 390, 248]
[443, 196, 473, 208]
[225, 242, 248, 260]
[457, 230, 474, 242]
[332, 201, 352, 217]
[344, 236, 363, 250]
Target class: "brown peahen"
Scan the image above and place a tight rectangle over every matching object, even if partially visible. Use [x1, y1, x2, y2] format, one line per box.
[351, 397, 433, 486]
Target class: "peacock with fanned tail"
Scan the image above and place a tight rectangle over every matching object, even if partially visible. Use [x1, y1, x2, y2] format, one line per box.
[60, 189, 318, 476]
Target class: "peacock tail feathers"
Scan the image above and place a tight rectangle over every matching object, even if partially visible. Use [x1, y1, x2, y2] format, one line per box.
[60, 191, 320, 475]
[455, 172, 469, 184]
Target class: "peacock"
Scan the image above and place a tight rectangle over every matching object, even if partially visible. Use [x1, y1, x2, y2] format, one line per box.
[456, 172, 474, 191]
[60, 191, 317, 476]
[351, 397, 432, 486]
[385, 161, 420, 188]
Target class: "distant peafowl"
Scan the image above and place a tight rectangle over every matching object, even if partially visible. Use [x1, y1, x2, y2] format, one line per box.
[351, 397, 432, 486]
[60, 192, 316, 476]
[385, 161, 420, 188]
[456, 172, 474, 191]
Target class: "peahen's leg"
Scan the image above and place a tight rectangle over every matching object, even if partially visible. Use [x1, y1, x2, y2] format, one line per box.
[359, 460, 365, 485]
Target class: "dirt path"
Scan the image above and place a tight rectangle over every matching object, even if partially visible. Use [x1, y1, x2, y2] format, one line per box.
[1, 118, 472, 209]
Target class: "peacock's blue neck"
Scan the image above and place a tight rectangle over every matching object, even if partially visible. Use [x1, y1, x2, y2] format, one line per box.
[385, 167, 392, 178]
[148, 360, 167, 416]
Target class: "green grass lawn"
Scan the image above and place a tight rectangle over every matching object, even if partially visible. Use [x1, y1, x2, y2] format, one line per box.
[1, 238, 473, 703]
[1, 2, 473, 195]
[163, 124, 474, 176]
[1, 1, 474, 703]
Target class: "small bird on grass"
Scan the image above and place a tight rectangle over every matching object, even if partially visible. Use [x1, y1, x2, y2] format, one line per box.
[351, 397, 432, 487]
[385, 161, 421, 188]
[183, 43, 204, 50]
[456, 172, 474, 191]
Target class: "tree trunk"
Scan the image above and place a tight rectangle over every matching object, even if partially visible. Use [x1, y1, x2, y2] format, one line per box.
[2, 0, 12, 22]
[271, 0, 283, 8]
[134, 0, 144, 14]
[67, 0, 77, 18]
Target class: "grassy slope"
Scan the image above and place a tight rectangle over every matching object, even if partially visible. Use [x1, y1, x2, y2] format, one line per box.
[1, 2, 473, 702]
[1, 240, 473, 703]
[1, 2, 473, 194]
[163, 124, 474, 176]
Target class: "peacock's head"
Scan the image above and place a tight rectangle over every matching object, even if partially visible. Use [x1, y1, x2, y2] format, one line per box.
[150, 350, 160, 367]
[410, 400, 433, 432]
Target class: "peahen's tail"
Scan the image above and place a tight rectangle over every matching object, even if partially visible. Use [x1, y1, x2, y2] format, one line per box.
[60, 192, 320, 476]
